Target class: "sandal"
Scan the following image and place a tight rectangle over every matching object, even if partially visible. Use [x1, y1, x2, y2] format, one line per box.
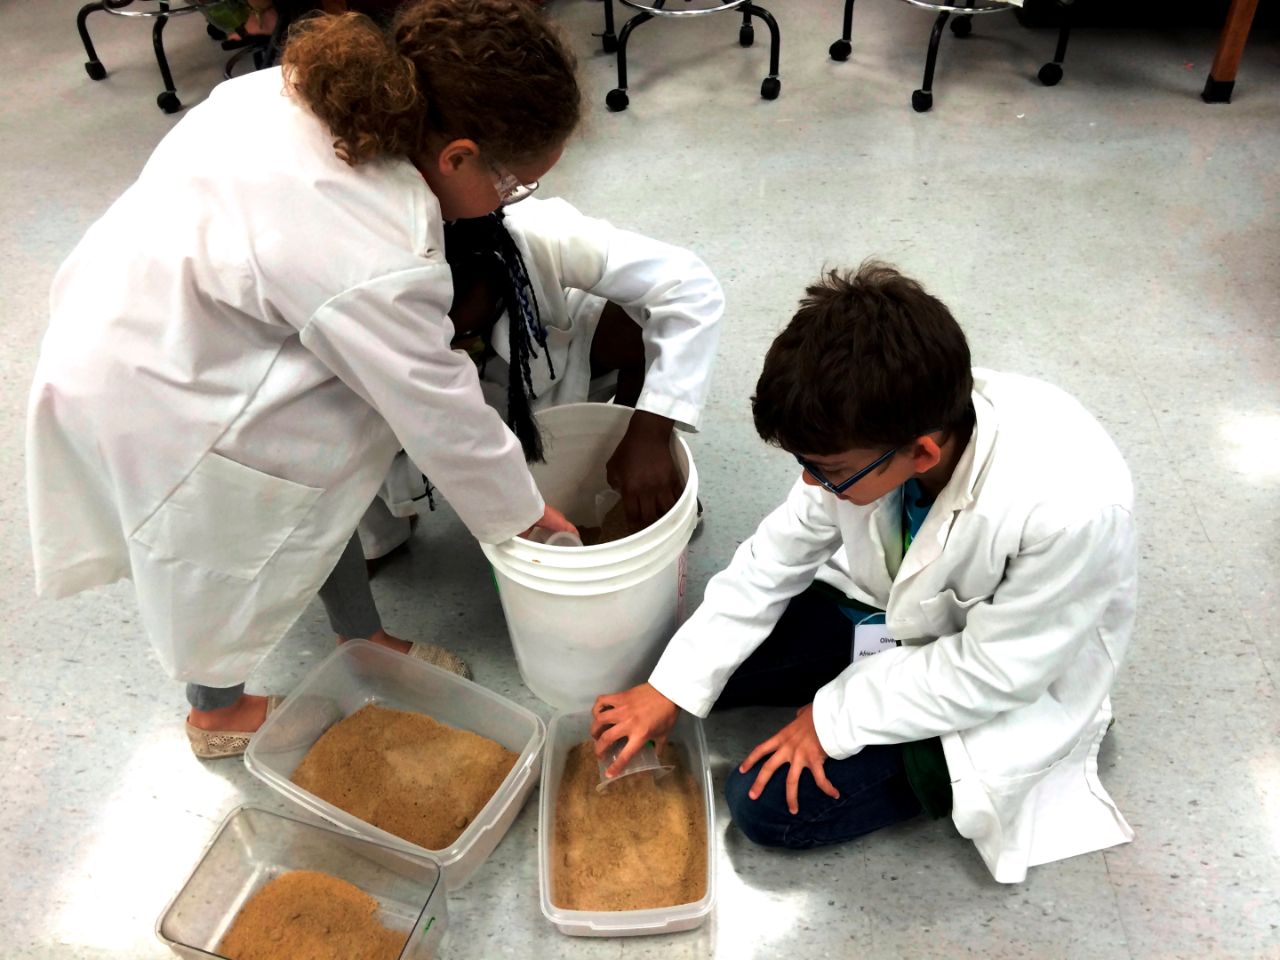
[186, 694, 284, 760]
[406, 642, 472, 681]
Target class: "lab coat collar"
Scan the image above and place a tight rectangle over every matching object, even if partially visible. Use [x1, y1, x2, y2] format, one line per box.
[893, 386, 998, 585]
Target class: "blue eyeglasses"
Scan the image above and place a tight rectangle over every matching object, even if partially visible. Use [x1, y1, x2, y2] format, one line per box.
[795, 447, 899, 496]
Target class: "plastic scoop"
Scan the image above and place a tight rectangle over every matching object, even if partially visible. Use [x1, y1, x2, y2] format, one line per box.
[596, 738, 673, 792]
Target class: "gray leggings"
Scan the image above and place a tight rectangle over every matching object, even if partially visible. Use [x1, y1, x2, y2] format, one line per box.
[186, 532, 381, 711]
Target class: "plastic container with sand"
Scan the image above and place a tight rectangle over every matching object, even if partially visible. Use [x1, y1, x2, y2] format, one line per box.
[480, 403, 700, 711]
[538, 710, 716, 937]
[157, 805, 446, 960]
[245, 640, 544, 890]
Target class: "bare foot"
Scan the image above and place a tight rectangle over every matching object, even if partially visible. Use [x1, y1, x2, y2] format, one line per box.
[188, 694, 270, 732]
[337, 628, 412, 655]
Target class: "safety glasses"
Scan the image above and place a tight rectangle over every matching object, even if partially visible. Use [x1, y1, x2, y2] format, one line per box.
[794, 446, 899, 495]
[488, 160, 539, 206]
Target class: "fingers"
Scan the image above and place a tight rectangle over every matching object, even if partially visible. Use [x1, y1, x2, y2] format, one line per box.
[748, 751, 785, 800]
[786, 760, 802, 815]
[588, 697, 616, 736]
[812, 759, 841, 802]
[604, 733, 646, 779]
[593, 720, 629, 759]
[739, 734, 780, 774]
[533, 504, 578, 536]
[588, 714, 615, 741]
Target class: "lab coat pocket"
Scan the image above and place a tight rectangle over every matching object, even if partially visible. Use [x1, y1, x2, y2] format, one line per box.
[133, 452, 323, 581]
[918, 589, 990, 637]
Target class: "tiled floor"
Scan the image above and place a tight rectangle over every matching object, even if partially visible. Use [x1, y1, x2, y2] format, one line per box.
[2, 1, 1278, 958]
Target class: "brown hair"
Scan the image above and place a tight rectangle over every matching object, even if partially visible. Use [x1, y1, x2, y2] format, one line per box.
[283, 0, 581, 166]
[752, 261, 974, 454]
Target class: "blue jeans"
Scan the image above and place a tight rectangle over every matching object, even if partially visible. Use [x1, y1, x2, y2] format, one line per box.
[716, 587, 928, 849]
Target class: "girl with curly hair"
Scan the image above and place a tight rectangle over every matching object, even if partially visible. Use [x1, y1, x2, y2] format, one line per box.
[27, 0, 581, 758]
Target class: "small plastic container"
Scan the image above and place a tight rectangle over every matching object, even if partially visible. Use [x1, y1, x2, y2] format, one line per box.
[245, 640, 545, 890]
[157, 805, 446, 960]
[538, 710, 716, 937]
[596, 737, 673, 792]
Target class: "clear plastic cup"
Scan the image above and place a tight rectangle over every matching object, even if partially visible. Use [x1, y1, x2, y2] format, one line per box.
[596, 737, 674, 792]
[523, 527, 584, 548]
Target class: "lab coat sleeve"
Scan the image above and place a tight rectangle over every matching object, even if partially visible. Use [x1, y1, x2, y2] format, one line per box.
[647, 479, 843, 715]
[811, 504, 1135, 759]
[301, 265, 544, 544]
[514, 199, 723, 431]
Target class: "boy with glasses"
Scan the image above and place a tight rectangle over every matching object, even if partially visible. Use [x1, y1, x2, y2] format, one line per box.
[591, 262, 1136, 883]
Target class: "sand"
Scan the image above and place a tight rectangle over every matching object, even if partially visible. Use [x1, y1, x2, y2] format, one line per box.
[218, 871, 405, 960]
[290, 704, 518, 850]
[577, 500, 645, 546]
[552, 740, 706, 912]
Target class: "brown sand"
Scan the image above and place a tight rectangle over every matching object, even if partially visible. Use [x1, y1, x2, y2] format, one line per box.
[552, 740, 706, 912]
[578, 501, 646, 546]
[218, 870, 405, 960]
[290, 704, 518, 850]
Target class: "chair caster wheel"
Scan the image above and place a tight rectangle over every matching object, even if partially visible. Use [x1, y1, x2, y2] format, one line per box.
[601, 33, 618, 53]
[605, 88, 629, 111]
[760, 76, 780, 100]
[84, 60, 106, 81]
[911, 89, 932, 112]
[157, 90, 182, 113]
[739, 24, 754, 47]
[206, 22, 227, 41]
[1038, 62, 1063, 86]
[828, 38, 851, 61]
[950, 15, 972, 37]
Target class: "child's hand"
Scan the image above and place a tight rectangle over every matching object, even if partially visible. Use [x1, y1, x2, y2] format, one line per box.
[590, 683, 679, 777]
[520, 503, 578, 539]
[739, 703, 841, 815]
[606, 411, 683, 527]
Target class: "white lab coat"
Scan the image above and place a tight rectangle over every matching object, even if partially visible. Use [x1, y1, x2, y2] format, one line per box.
[649, 370, 1137, 883]
[363, 196, 725, 547]
[26, 68, 543, 688]
[493, 196, 723, 431]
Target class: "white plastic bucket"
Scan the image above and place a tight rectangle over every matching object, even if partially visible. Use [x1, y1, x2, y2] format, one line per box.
[480, 404, 698, 711]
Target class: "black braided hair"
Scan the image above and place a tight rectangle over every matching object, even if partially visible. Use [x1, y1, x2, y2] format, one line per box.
[443, 210, 555, 463]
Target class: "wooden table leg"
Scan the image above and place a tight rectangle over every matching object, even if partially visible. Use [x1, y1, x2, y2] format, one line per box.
[1202, 0, 1260, 103]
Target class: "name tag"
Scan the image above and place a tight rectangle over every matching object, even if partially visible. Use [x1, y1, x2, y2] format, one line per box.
[852, 617, 898, 661]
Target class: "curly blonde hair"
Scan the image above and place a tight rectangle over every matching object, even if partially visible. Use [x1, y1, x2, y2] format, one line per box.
[283, 0, 581, 166]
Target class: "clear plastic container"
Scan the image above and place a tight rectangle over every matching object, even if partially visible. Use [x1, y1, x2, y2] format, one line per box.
[157, 805, 446, 960]
[538, 710, 716, 937]
[244, 640, 545, 890]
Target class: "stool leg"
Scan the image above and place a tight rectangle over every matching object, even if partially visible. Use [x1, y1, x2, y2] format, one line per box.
[599, 0, 618, 54]
[77, 1, 110, 79]
[747, 4, 780, 88]
[606, 11, 654, 111]
[1037, 0, 1071, 86]
[829, 0, 854, 61]
[152, 1, 182, 113]
[912, 9, 949, 112]
[739, 5, 754, 47]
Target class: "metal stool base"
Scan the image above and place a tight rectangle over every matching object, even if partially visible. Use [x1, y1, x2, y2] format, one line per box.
[601, 0, 781, 111]
[828, 0, 1073, 112]
[76, 0, 201, 113]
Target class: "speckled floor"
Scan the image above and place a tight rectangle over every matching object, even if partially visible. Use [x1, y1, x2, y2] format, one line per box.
[2, 1, 1278, 958]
